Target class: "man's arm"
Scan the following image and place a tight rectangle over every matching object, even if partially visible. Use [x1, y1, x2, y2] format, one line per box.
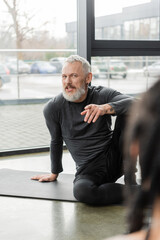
[81, 89, 133, 123]
[31, 99, 63, 182]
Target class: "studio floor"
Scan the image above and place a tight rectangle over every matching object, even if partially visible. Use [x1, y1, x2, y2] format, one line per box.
[0, 151, 126, 240]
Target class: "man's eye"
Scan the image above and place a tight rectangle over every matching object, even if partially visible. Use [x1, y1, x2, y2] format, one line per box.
[72, 74, 77, 77]
[62, 75, 67, 78]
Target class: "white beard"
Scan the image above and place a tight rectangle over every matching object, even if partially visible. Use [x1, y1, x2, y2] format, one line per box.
[62, 83, 86, 102]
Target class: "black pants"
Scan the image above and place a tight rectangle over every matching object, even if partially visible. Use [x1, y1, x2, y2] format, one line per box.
[73, 115, 128, 206]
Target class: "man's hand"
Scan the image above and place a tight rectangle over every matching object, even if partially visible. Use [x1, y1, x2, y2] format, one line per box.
[31, 173, 58, 182]
[81, 104, 115, 123]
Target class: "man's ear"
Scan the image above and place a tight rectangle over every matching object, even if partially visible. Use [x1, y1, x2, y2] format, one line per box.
[86, 72, 92, 84]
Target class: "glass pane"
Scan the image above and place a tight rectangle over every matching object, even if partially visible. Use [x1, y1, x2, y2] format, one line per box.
[0, 0, 77, 152]
[95, 0, 160, 40]
[0, 50, 77, 151]
[0, 51, 76, 100]
[0, 0, 77, 49]
[91, 56, 160, 95]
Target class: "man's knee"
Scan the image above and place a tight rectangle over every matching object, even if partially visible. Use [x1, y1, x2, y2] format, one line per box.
[73, 178, 96, 204]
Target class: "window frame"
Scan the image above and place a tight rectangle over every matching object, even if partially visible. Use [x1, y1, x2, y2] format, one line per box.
[77, 0, 160, 61]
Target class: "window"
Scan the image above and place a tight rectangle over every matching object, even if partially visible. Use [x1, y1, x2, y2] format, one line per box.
[95, 0, 159, 41]
[77, 0, 160, 60]
[0, 0, 77, 153]
[91, 56, 160, 96]
[0, 0, 77, 49]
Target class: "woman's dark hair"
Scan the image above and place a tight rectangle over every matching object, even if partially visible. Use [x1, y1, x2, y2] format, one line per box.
[124, 79, 160, 233]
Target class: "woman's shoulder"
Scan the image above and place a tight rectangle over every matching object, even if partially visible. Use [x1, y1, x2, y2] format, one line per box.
[105, 230, 146, 240]
[105, 235, 128, 240]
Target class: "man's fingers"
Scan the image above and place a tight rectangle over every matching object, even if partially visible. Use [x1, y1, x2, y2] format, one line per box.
[39, 176, 53, 182]
[92, 111, 100, 123]
[81, 110, 87, 116]
[84, 104, 92, 110]
[31, 175, 42, 180]
[84, 108, 95, 122]
[39, 177, 48, 182]
[87, 108, 101, 123]
[81, 105, 101, 123]
[81, 104, 114, 123]
[31, 173, 58, 182]
[31, 174, 51, 182]
[81, 109, 92, 122]
[83, 107, 98, 123]
[81, 105, 93, 116]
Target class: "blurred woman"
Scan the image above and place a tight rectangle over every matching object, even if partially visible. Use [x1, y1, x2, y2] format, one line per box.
[106, 79, 160, 240]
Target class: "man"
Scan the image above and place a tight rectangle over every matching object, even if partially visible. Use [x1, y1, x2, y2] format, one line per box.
[31, 55, 134, 205]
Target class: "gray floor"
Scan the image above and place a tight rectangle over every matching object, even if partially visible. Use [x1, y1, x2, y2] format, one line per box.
[0, 151, 127, 240]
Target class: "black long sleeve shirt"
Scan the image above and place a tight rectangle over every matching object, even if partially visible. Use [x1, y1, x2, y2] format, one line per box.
[43, 86, 133, 174]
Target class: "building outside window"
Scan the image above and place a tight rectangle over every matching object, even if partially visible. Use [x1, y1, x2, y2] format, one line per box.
[94, 0, 159, 41]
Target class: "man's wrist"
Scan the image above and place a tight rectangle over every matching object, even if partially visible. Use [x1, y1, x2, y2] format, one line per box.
[51, 172, 58, 176]
[104, 104, 115, 114]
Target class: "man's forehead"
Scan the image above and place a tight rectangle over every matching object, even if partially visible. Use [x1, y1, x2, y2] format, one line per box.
[62, 61, 83, 73]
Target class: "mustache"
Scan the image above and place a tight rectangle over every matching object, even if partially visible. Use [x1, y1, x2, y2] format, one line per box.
[64, 83, 76, 89]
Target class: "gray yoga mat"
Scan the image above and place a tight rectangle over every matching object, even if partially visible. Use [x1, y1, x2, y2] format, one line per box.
[0, 168, 77, 202]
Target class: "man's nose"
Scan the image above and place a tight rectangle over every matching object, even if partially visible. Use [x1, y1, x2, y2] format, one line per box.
[65, 76, 71, 83]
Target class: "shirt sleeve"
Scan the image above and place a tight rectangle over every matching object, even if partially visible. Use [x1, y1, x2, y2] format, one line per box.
[43, 99, 63, 174]
[105, 88, 134, 115]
